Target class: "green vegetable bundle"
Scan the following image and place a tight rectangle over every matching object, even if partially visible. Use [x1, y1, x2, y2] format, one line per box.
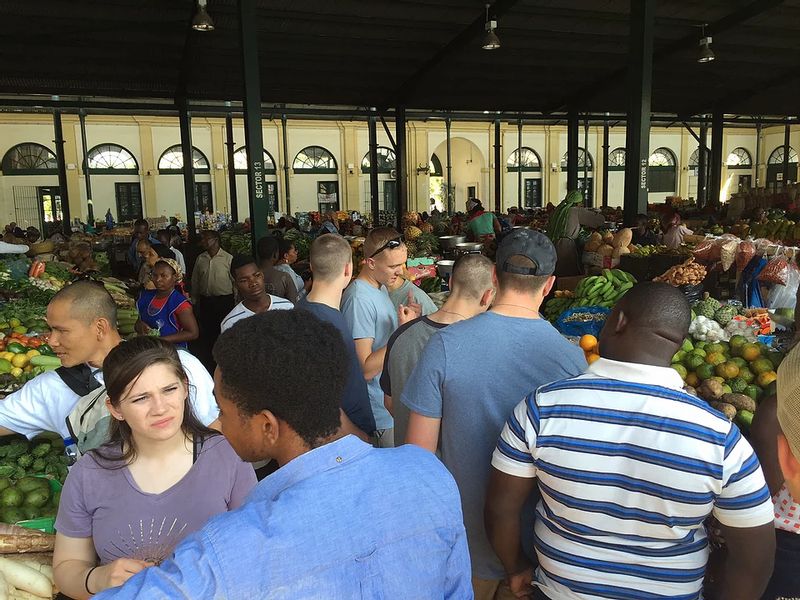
[546, 190, 583, 242]
[0, 435, 69, 485]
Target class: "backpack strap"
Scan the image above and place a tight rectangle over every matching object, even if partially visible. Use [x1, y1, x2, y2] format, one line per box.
[56, 364, 102, 397]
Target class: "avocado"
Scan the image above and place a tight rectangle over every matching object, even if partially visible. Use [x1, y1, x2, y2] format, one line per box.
[16, 476, 48, 494]
[23, 489, 49, 509]
[1, 507, 25, 524]
[0, 487, 24, 508]
[19, 505, 39, 521]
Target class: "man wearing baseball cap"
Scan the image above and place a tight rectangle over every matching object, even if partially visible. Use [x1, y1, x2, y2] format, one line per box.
[402, 229, 587, 599]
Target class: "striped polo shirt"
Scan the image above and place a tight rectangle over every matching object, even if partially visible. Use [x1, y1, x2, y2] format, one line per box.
[492, 358, 773, 600]
[220, 295, 293, 332]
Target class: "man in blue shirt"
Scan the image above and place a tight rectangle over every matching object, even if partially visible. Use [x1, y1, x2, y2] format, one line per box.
[298, 233, 376, 438]
[94, 310, 471, 599]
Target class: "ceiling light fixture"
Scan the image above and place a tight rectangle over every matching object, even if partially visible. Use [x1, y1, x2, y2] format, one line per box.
[192, 0, 215, 32]
[697, 24, 714, 63]
[482, 4, 500, 51]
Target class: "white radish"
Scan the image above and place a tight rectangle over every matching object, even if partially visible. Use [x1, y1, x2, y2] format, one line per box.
[0, 571, 8, 600]
[15, 564, 51, 586]
[9, 588, 51, 600]
[0, 558, 51, 598]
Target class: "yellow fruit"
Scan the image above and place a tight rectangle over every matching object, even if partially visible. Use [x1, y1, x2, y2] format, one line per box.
[579, 335, 598, 352]
[8, 318, 20, 328]
[10, 354, 28, 368]
[10, 367, 22, 378]
[757, 371, 777, 388]
[25, 349, 40, 358]
[586, 353, 601, 365]
[23, 365, 32, 373]
[685, 372, 700, 388]
[741, 344, 761, 362]
[0, 352, 13, 362]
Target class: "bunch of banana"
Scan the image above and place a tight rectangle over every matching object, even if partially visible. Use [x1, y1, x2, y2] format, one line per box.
[544, 295, 574, 321]
[116, 307, 139, 336]
[571, 269, 637, 309]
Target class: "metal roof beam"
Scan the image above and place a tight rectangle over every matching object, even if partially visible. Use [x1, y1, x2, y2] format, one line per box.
[546, 0, 786, 113]
[391, 0, 523, 106]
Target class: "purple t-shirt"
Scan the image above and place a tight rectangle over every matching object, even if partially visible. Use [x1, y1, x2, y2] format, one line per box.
[55, 435, 256, 565]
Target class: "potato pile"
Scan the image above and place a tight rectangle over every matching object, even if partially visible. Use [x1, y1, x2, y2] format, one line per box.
[654, 257, 707, 287]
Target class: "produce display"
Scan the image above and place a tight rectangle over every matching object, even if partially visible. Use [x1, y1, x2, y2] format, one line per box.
[562, 269, 636, 310]
[0, 546, 57, 599]
[0, 437, 68, 487]
[583, 228, 636, 259]
[0, 336, 59, 391]
[653, 257, 707, 287]
[403, 227, 440, 258]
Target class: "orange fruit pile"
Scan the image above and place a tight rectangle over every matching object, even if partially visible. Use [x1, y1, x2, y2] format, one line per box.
[580, 334, 600, 364]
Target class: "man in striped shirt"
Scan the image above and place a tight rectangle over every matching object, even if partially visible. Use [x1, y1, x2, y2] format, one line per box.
[486, 282, 776, 600]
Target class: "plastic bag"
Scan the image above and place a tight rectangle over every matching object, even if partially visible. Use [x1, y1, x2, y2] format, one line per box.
[692, 239, 720, 262]
[759, 252, 790, 285]
[767, 263, 800, 309]
[736, 241, 756, 272]
[556, 306, 611, 338]
[719, 238, 739, 271]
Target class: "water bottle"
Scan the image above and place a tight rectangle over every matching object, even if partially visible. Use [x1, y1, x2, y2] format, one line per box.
[63, 437, 79, 466]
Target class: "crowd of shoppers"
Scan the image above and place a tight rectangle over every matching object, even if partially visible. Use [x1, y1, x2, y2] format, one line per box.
[0, 215, 796, 599]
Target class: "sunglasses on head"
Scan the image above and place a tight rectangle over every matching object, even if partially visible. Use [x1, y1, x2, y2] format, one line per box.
[369, 237, 403, 259]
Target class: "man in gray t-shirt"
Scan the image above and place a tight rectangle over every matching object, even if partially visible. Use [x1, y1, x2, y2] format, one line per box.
[380, 255, 495, 445]
[402, 230, 588, 597]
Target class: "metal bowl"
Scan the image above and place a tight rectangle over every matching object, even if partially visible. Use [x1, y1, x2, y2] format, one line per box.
[454, 242, 483, 253]
[438, 235, 467, 250]
[436, 259, 455, 277]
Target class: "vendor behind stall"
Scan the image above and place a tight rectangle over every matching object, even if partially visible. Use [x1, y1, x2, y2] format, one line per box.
[465, 199, 501, 241]
[632, 214, 657, 246]
[550, 192, 604, 277]
[662, 212, 693, 249]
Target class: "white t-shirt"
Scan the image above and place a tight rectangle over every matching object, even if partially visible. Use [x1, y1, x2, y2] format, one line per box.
[274, 264, 305, 298]
[172, 247, 187, 274]
[220, 296, 294, 333]
[0, 349, 218, 440]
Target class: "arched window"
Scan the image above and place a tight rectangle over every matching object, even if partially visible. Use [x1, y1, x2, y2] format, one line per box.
[689, 149, 699, 168]
[560, 148, 593, 171]
[1, 143, 58, 175]
[430, 154, 443, 177]
[232, 146, 276, 174]
[726, 147, 752, 168]
[768, 146, 798, 165]
[507, 147, 541, 172]
[293, 146, 337, 174]
[608, 148, 626, 170]
[87, 144, 138, 174]
[648, 147, 677, 193]
[361, 147, 396, 174]
[158, 145, 210, 174]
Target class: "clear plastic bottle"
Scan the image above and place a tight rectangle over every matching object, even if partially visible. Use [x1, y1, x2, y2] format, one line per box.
[63, 437, 79, 466]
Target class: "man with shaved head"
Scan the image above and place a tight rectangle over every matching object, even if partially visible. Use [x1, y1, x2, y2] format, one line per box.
[0, 281, 218, 449]
[486, 282, 776, 600]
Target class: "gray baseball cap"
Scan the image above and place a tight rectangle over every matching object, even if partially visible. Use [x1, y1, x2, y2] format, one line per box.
[495, 229, 557, 276]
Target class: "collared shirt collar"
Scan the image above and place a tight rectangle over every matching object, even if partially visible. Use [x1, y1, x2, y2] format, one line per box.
[587, 357, 685, 391]
[253, 435, 372, 500]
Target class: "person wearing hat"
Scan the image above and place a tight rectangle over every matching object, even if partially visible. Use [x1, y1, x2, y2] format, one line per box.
[749, 345, 800, 599]
[402, 228, 587, 599]
[465, 198, 501, 242]
[135, 257, 199, 349]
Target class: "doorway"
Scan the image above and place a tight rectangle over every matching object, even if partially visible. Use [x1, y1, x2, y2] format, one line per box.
[738, 175, 752, 192]
[38, 187, 63, 230]
[317, 181, 339, 212]
[194, 182, 213, 214]
[524, 179, 542, 208]
[115, 182, 143, 222]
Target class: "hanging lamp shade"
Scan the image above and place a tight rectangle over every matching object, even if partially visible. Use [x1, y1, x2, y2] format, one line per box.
[192, 1, 215, 31]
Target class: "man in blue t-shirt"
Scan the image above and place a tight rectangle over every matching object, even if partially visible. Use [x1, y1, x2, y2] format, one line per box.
[297, 235, 375, 438]
[341, 227, 420, 448]
[402, 229, 587, 599]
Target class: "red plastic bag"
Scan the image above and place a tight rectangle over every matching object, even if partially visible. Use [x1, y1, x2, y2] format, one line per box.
[759, 254, 790, 285]
[736, 241, 755, 272]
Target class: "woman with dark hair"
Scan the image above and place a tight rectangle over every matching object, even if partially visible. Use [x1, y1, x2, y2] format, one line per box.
[52, 337, 256, 599]
[135, 240, 175, 290]
[135, 258, 200, 348]
[465, 198, 501, 241]
[275, 238, 307, 298]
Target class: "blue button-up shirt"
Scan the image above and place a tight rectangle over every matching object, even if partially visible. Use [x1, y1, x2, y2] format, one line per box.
[95, 435, 472, 599]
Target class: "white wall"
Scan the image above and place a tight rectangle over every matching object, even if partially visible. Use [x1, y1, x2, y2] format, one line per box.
[430, 136, 487, 212]
[284, 126, 342, 214]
